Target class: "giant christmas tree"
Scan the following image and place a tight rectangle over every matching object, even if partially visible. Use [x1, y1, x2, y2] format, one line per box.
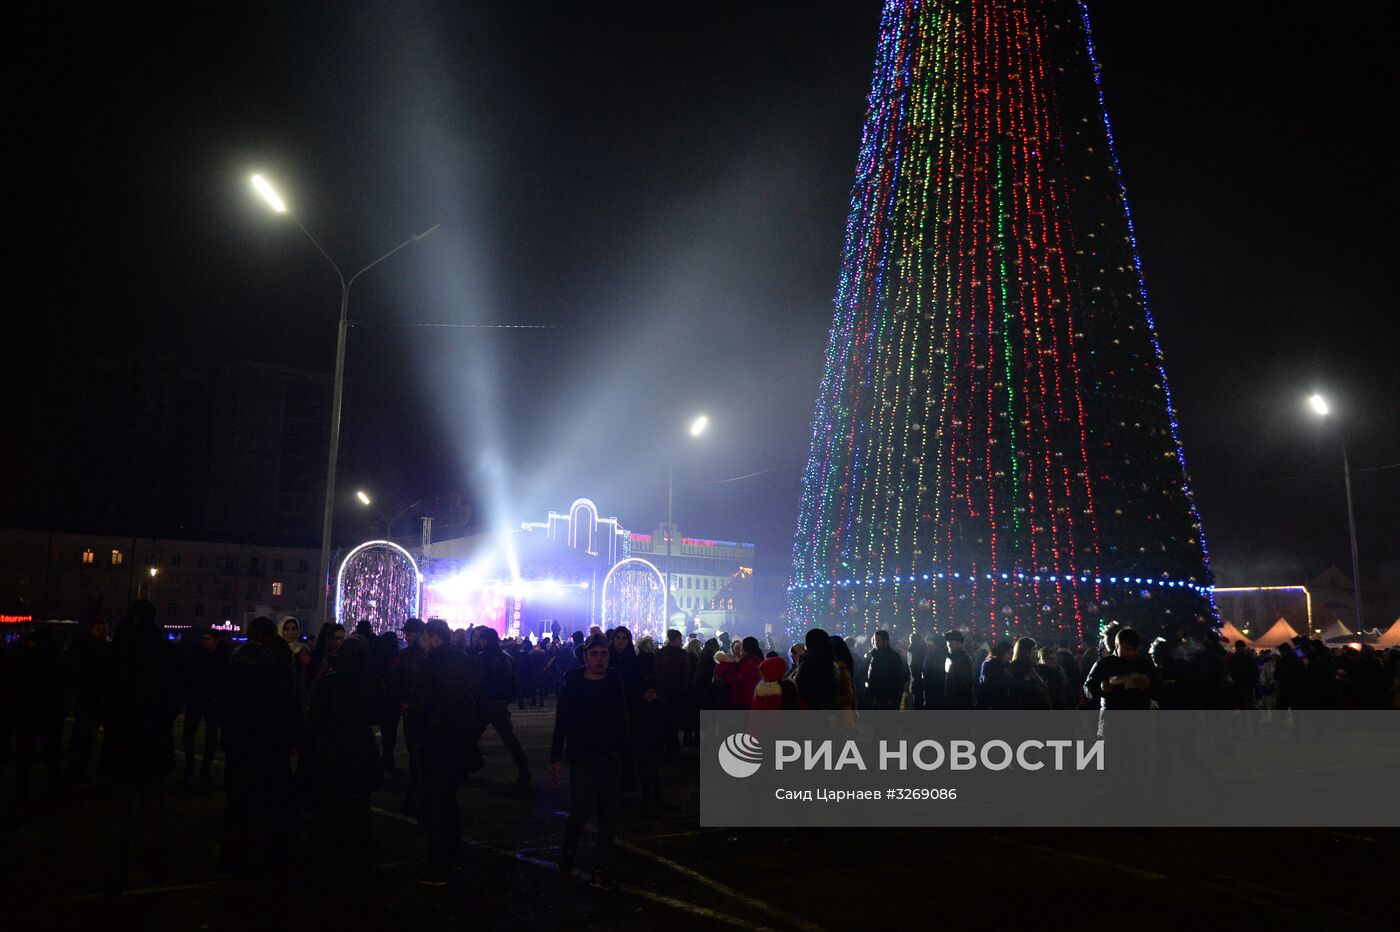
[788, 0, 1214, 642]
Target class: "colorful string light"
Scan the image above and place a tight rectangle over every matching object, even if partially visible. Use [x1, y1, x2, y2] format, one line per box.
[788, 0, 1214, 641]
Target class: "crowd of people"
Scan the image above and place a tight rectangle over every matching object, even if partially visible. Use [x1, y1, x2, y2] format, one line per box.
[3, 606, 1398, 896]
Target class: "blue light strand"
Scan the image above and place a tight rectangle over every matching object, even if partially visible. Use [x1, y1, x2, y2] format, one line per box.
[788, 568, 1212, 595]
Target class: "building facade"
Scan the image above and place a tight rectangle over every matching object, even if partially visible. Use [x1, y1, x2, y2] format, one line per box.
[0, 528, 320, 628]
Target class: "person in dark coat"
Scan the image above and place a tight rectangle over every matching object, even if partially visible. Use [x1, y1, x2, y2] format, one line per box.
[1228, 641, 1258, 711]
[377, 630, 402, 770]
[65, 617, 111, 782]
[305, 634, 384, 884]
[652, 629, 690, 754]
[100, 601, 181, 893]
[977, 641, 1015, 710]
[306, 622, 346, 694]
[13, 624, 67, 803]
[1035, 646, 1071, 710]
[396, 618, 426, 814]
[1274, 642, 1305, 713]
[409, 619, 479, 885]
[863, 630, 910, 710]
[1083, 628, 1160, 712]
[1194, 638, 1230, 710]
[632, 675, 668, 803]
[906, 634, 928, 710]
[921, 634, 948, 710]
[220, 616, 299, 881]
[551, 633, 629, 889]
[693, 637, 722, 708]
[178, 627, 229, 788]
[471, 627, 531, 785]
[1009, 637, 1052, 710]
[943, 630, 976, 709]
[1056, 648, 1084, 710]
[795, 629, 839, 710]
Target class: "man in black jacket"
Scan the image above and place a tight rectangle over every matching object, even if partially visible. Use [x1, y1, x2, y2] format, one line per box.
[550, 633, 628, 889]
[864, 630, 909, 710]
[471, 628, 532, 786]
[1083, 627, 1160, 712]
[409, 618, 480, 885]
[943, 630, 976, 709]
[921, 633, 948, 710]
[179, 627, 228, 788]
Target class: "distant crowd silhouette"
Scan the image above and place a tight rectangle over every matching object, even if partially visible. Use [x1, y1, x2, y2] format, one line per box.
[3, 604, 1397, 893]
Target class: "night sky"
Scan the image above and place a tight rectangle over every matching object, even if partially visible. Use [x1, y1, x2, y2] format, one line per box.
[13, 3, 1398, 612]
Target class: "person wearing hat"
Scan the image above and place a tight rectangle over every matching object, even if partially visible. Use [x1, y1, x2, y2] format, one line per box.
[943, 630, 976, 709]
[751, 656, 804, 711]
[551, 632, 628, 889]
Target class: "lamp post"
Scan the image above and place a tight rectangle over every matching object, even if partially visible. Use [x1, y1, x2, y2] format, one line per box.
[665, 415, 709, 630]
[1308, 393, 1364, 635]
[356, 489, 425, 540]
[250, 174, 438, 631]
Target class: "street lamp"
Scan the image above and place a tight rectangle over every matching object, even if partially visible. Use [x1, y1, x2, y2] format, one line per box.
[356, 489, 424, 540]
[666, 414, 709, 630]
[1308, 393, 1364, 635]
[250, 173, 438, 631]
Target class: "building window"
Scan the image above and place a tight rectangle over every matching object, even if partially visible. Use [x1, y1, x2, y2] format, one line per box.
[221, 604, 231, 618]
[247, 581, 260, 597]
[274, 558, 284, 572]
[81, 549, 95, 565]
[111, 549, 124, 566]
[168, 603, 178, 616]
[271, 581, 284, 596]
[169, 553, 181, 567]
[297, 580, 307, 592]
[298, 559, 309, 572]
[194, 604, 205, 618]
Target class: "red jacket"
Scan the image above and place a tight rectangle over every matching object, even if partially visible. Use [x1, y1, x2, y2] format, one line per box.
[714, 653, 762, 710]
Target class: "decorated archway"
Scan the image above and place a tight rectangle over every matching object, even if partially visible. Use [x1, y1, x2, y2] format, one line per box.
[601, 557, 666, 642]
[335, 539, 422, 635]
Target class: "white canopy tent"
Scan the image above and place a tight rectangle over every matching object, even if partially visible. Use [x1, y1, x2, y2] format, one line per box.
[1376, 620, 1400, 649]
[1250, 618, 1301, 650]
[1217, 621, 1252, 647]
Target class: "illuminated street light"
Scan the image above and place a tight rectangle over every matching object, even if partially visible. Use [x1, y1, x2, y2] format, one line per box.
[1307, 392, 1364, 634]
[356, 490, 372, 506]
[250, 170, 438, 630]
[250, 174, 287, 212]
[149, 567, 159, 578]
[667, 414, 710, 630]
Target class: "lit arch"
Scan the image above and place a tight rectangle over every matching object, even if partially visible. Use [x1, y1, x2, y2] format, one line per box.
[601, 556, 666, 639]
[568, 498, 600, 554]
[335, 539, 422, 634]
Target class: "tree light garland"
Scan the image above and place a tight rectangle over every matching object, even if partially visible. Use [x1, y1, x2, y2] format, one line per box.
[788, 0, 1214, 641]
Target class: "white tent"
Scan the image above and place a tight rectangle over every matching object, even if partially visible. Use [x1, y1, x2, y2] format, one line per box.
[1318, 619, 1357, 645]
[1251, 618, 1301, 649]
[1217, 621, 1252, 646]
[1376, 620, 1400, 649]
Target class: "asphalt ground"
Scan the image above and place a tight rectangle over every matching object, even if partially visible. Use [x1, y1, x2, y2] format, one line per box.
[2, 701, 1395, 931]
